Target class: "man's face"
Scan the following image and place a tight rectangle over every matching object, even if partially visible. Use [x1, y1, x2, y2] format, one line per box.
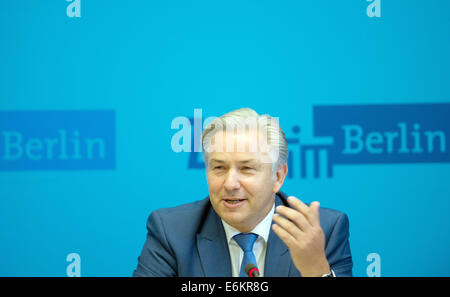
[206, 130, 286, 233]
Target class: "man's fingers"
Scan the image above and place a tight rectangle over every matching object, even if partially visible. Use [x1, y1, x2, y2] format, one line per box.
[287, 196, 309, 214]
[272, 223, 296, 248]
[272, 213, 304, 239]
[287, 196, 320, 226]
[275, 205, 311, 231]
[309, 201, 321, 225]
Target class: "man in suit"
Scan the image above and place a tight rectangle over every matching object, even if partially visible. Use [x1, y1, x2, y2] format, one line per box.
[133, 108, 352, 277]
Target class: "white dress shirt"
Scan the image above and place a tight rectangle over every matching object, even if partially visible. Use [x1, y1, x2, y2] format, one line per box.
[221, 203, 275, 277]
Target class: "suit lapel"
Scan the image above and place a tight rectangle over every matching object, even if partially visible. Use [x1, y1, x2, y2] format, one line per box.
[196, 203, 232, 277]
[264, 192, 293, 277]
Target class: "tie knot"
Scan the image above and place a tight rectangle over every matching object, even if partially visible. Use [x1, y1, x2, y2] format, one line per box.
[233, 233, 258, 252]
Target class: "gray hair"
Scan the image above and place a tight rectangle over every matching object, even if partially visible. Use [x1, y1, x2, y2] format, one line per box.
[201, 108, 288, 172]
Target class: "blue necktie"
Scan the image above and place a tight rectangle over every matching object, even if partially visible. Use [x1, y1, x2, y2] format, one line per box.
[233, 233, 258, 277]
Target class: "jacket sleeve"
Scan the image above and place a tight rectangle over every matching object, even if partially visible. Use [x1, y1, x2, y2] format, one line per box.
[325, 212, 353, 277]
[133, 211, 177, 277]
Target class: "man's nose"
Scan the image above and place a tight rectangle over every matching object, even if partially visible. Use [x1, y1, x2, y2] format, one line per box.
[223, 169, 241, 191]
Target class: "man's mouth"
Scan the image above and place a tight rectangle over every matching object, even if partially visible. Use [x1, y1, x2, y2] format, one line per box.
[225, 199, 245, 204]
[222, 198, 247, 208]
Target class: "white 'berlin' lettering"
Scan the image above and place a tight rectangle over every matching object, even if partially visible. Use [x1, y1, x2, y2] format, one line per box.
[1, 130, 106, 161]
[341, 122, 447, 154]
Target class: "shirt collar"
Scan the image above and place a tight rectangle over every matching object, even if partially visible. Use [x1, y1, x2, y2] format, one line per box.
[221, 202, 275, 244]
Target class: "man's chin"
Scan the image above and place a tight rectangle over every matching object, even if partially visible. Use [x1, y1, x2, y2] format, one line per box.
[220, 211, 251, 231]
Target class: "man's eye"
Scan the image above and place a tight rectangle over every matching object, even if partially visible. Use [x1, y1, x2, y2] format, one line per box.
[213, 166, 224, 170]
[242, 167, 255, 171]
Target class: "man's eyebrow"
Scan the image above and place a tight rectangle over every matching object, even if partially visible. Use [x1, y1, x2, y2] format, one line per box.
[238, 159, 259, 164]
[210, 159, 225, 163]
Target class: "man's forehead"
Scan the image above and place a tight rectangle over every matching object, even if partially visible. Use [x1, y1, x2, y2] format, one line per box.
[210, 130, 270, 150]
[209, 154, 262, 164]
[211, 129, 259, 141]
[206, 130, 277, 165]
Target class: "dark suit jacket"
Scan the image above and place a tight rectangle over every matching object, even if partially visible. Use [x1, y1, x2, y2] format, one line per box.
[133, 191, 353, 276]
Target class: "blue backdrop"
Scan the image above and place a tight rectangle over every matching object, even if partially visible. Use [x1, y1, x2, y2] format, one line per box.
[1, 0, 449, 276]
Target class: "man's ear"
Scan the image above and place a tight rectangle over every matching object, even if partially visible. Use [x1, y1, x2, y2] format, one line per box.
[272, 163, 288, 193]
